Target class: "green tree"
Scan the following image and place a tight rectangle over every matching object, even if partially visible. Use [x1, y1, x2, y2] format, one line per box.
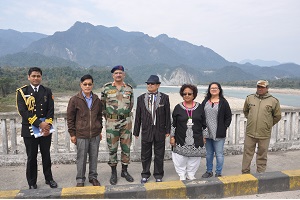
[0, 77, 16, 97]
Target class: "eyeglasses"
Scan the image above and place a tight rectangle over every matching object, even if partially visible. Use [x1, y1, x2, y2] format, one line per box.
[257, 86, 266, 89]
[183, 93, 193, 96]
[210, 88, 219, 90]
[147, 83, 156, 85]
[82, 83, 93, 86]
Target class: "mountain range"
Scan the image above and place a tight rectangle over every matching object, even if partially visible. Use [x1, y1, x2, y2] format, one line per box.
[239, 59, 281, 67]
[1, 21, 300, 85]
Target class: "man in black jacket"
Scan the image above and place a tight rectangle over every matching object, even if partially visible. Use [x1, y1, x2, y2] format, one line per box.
[16, 67, 57, 189]
[133, 75, 171, 183]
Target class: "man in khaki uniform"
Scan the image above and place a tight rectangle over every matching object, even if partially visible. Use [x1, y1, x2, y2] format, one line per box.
[242, 80, 281, 174]
[101, 65, 134, 185]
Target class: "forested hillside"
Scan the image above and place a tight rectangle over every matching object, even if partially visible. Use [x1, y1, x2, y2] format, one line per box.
[0, 66, 136, 97]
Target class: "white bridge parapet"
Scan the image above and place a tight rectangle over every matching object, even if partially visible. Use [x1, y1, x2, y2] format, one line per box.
[0, 109, 299, 165]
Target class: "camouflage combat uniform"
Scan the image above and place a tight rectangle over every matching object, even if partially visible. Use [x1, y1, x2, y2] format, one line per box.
[101, 82, 134, 167]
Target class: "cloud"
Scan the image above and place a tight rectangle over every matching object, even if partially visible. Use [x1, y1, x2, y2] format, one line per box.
[0, 0, 300, 63]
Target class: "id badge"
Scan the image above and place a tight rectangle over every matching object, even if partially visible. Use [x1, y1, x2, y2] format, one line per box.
[187, 118, 193, 125]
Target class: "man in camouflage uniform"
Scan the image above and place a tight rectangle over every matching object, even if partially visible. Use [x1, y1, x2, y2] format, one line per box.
[101, 65, 134, 185]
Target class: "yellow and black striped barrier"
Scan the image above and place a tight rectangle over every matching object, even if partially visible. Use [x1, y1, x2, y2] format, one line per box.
[1, 170, 300, 199]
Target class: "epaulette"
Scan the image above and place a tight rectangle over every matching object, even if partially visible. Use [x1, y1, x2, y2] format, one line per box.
[104, 82, 113, 86]
[247, 93, 255, 98]
[15, 85, 28, 116]
[126, 83, 133, 88]
[271, 95, 279, 102]
[16, 85, 27, 91]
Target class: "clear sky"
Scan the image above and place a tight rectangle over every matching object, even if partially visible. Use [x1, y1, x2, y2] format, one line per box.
[1, 0, 300, 64]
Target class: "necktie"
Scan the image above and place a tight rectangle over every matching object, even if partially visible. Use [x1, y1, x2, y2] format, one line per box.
[33, 87, 38, 98]
[149, 94, 156, 125]
[149, 94, 153, 105]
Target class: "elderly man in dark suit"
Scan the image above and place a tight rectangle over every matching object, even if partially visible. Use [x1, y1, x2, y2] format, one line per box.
[133, 75, 171, 183]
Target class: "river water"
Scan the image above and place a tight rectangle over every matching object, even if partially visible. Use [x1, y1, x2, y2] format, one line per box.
[133, 85, 300, 108]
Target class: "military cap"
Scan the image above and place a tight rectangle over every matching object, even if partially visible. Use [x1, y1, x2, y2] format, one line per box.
[111, 65, 124, 73]
[257, 80, 269, 87]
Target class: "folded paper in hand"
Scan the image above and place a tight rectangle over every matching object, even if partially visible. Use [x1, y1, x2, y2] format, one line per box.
[32, 118, 55, 138]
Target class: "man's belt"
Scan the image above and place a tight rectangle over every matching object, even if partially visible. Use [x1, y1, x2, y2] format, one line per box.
[107, 113, 130, 120]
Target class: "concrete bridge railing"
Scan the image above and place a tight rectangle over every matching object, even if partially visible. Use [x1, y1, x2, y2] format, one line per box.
[0, 109, 300, 165]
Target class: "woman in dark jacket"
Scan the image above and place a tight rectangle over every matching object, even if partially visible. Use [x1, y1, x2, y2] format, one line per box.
[170, 84, 206, 180]
[201, 82, 232, 178]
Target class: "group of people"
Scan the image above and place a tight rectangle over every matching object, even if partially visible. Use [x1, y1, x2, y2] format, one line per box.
[16, 66, 281, 189]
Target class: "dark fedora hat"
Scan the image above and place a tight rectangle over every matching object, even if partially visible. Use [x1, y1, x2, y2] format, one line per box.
[145, 75, 161, 84]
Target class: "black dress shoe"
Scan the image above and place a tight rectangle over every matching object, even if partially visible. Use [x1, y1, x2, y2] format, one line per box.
[121, 171, 134, 182]
[76, 183, 84, 187]
[46, 180, 58, 188]
[29, 184, 37, 189]
[89, 179, 101, 186]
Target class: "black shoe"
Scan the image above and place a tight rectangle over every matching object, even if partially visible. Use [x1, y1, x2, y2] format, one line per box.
[202, 171, 213, 178]
[156, 178, 162, 182]
[46, 180, 58, 188]
[141, 177, 149, 184]
[215, 173, 222, 177]
[121, 171, 134, 182]
[89, 179, 101, 186]
[110, 166, 118, 185]
[76, 183, 84, 187]
[29, 184, 37, 189]
[110, 172, 117, 185]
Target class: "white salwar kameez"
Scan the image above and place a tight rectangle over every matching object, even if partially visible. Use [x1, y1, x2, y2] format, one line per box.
[171, 102, 205, 181]
[172, 152, 201, 180]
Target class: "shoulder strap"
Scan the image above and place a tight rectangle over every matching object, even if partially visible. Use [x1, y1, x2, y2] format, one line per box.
[16, 85, 35, 113]
[104, 82, 113, 87]
[16, 85, 27, 104]
[126, 83, 133, 89]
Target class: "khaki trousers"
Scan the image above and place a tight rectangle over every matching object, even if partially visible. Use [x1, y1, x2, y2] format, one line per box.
[242, 135, 271, 174]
